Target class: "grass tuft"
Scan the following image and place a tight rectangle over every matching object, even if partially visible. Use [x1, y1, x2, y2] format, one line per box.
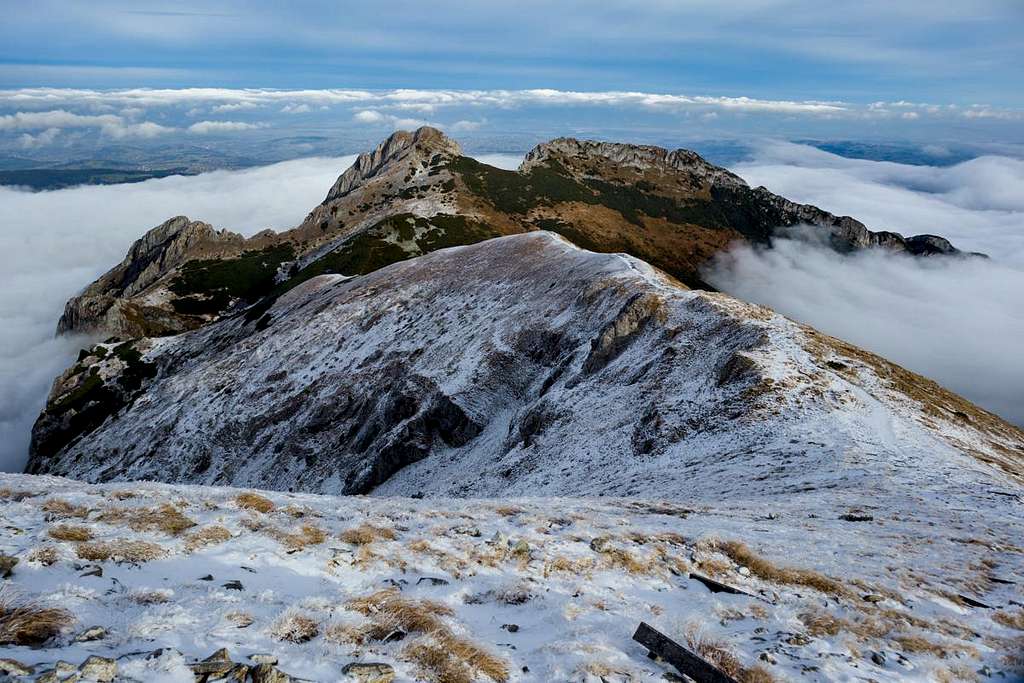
[717, 539, 849, 597]
[235, 492, 275, 513]
[271, 611, 320, 643]
[339, 523, 397, 545]
[75, 539, 164, 563]
[0, 587, 74, 646]
[48, 524, 93, 542]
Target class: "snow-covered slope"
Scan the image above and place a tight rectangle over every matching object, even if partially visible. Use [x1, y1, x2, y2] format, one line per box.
[28, 232, 1023, 502]
[0, 473, 1021, 682]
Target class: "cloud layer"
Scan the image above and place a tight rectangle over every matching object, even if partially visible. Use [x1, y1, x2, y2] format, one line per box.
[0, 155, 355, 472]
[710, 143, 1024, 426]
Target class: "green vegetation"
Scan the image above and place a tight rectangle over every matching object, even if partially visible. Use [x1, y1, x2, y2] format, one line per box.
[169, 244, 295, 306]
[0, 167, 194, 191]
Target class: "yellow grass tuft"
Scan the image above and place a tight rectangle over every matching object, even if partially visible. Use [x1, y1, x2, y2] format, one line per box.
[339, 523, 397, 545]
[348, 589, 453, 636]
[48, 524, 93, 542]
[75, 539, 164, 563]
[41, 498, 89, 519]
[96, 504, 196, 536]
[275, 524, 327, 551]
[405, 632, 510, 683]
[0, 587, 74, 646]
[682, 624, 777, 682]
[235, 492, 275, 513]
[27, 546, 58, 566]
[717, 540, 849, 597]
[184, 525, 232, 552]
[271, 611, 320, 643]
[993, 609, 1024, 631]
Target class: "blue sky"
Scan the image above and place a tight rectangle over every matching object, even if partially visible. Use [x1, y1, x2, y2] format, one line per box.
[3, 1, 1023, 104]
[0, 1, 1022, 155]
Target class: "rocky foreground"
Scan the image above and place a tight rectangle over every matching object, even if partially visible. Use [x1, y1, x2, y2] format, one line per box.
[0, 473, 1022, 682]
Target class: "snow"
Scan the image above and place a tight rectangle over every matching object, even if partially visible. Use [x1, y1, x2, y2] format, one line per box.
[0, 473, 1021, 682]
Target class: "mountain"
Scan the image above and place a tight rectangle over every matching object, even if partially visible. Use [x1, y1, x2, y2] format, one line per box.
[29, 231, 1022, 499]
[57, 127, 972, 340]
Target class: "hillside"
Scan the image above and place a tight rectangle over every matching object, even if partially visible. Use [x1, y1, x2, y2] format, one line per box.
[0, 473, 1021, 682]
[56, 127, 972, 340]
[29, 232, 1023, 498]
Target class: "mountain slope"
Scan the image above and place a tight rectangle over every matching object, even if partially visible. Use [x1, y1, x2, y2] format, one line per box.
[29, 232, 1023, 499]
[56, 127, 974, 340]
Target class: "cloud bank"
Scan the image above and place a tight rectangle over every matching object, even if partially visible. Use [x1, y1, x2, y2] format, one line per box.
[709, 143, 1024, 426]
[0, 155, 355, 472]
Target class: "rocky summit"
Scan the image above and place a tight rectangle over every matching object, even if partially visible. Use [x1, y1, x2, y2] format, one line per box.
[56, 127, 972, 340]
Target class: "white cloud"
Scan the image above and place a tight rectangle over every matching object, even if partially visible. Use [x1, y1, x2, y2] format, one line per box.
[187, 120, 264, 134]
[6, 87, 1016, 121]
[707, 143, 1024, 426]
[0, 109, 174, 138]
[0, 154, 356, 473]
[19, 127, 60, 148]
[352, 109, 386, 123]
[451, 119, 485, 132]
[280, 103, 311, 114]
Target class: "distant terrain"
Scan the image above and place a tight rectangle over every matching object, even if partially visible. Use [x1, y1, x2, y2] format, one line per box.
[0, 167, 194, 191]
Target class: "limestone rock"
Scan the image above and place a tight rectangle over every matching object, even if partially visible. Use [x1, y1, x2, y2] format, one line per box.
[73, 625, 106, 642]
[78, 656, 116, 682]
[341, 662, 395, 683]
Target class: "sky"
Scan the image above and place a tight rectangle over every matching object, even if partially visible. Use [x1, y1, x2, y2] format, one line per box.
[1, 1, 1023, 157]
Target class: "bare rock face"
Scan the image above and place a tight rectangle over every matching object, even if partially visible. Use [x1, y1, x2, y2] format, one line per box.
[27, 233, 1024, 499]
[57, 216, 247, 337]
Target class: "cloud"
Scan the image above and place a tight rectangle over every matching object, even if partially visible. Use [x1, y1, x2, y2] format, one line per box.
[707, 144, 1024, 426]
[187, 120, 264, 134]
[280, 103, 311, 114]
[0, 109, 174, 138]
[352, 109, 386, 123]
[19, 127, 60, 148]
[351, 109, 431, 130]
[451, 119, 485, 132]
[0, 154, 355, 473]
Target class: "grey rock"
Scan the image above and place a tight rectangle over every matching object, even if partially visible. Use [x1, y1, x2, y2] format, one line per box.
[341, 662, 396, 683]
[0, 659, 33, 676]
[250, 663, 291, 683]
[0, 554, 18, 578]
[73, 625, 107, 642]
[78, 655, 116, 682]
[871, 651, 886, 666]
[249, 654, 279, 665]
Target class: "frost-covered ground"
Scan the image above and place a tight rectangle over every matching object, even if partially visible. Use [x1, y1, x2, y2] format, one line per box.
[1, 473, 1022, 682]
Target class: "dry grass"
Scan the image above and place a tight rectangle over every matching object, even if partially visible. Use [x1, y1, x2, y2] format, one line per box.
[348, 589, 453, 637]
[41, 498, 89, 519]
[225, 611, 254, 629]
[27, 546, 58, 566]
[0, 488, 35, 501]
[543, 556, 595, 577]
[405, 632, 510, 683]
[96, 503, 196, 536]
[271, 611, 320, 643]
[184, 525, 232, 552]
[108, 490, 136, 500]
[273, 523, 327, 551]
[0, 587, 74, 646]
[682, 624, 776, 682]
[75, 539, 164, 563]
[235, 492, 275, 513]
[48, 524, 93, 542]
[339, 523, 397, 545]
[993, 609, 1024, 631]
[128, 589, 172, 605]
[717, 540, 849, 597]
[892, 633, 949, 658]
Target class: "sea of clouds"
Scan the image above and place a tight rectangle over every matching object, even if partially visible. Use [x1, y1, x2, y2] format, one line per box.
[0, 144, 1020, 472]
[708, 141, 1024, 427]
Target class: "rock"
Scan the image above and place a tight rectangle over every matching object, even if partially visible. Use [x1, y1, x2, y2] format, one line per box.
[589, 537, 608, 552]
[190, 648, 235, 677]
[786, 633, 812, 646]
[79, 655, 117, 682]
[199, 574, 214, 581]
[55, 661, 78, 675]
[0, 659, 34, 676]
[416, 576, 449, 587]
[488, 531, 508, 547]
[222, 580, 244, 591]
[210, 664, 250, 682]
[862, 594, 885, 603]
[501, 623, 520, 633]
[35, 670, 61, 683]
[511, 539, 530, 556]
[74, 625, 107, 642]
[871, 651, 886, 666]
[146, 648, 182, 660]
[738, 566, 751, 577]
[80, 565, 103, 577]
[250, 663, 291, 683]
[249, 654, 279, 666]
[759, 652, 776, 665]
[839, 513, 874, 522]
[0, 554, 18, 578]
[341, 662, 396, 683]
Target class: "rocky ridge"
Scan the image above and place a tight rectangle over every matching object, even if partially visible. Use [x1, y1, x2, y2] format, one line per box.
[55, 127, 974, 340]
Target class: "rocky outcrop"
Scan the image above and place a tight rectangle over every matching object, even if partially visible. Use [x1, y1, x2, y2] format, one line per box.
[57, 216, 247, 337]
[53, 127, 977, 342]
[27, 233, 1024, 497]
[323, 126, 461, 203]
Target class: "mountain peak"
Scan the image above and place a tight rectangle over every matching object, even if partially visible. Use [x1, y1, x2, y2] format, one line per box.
[520, 137, 748, 189]
[323, 126, 462, 203]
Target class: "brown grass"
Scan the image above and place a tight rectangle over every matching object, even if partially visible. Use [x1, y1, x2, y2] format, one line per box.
[184, 525, 232, 552]
[48, 524, 93, 542]
[0, 588, 74, 646]
[993, 609, 1024, 631]
[339, 523, 397, 545]
[682, 624, 776, 682]
[273, 523, 327, 551]
[0, 488, 35, 501]
[235, 492, 275, 513]
[41, 498, 89, 519]
[75, 540, 164, 563]
[405, 632, 509, 683]
[109, 490, 136, 500]
[96, 504, 196, 536]
[27, 546, 58, 566]
[225, 611, 254, 628]
[271, 612, 320, 643]
[892, 633, 949, 658]
[717, 540, 849, 597]
[348, 589, 453, 636]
